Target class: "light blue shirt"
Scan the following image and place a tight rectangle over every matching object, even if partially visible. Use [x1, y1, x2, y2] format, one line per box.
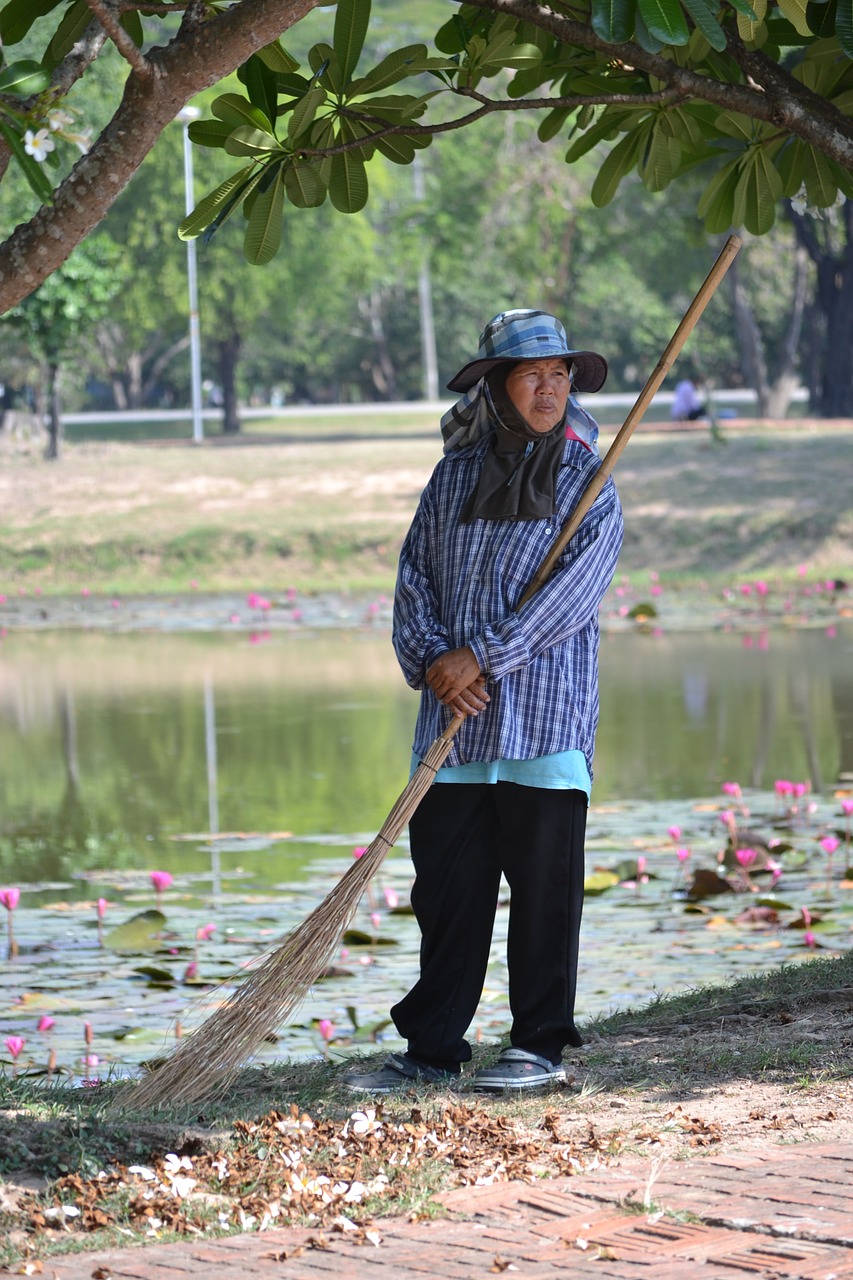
[411, 748, 591, 798]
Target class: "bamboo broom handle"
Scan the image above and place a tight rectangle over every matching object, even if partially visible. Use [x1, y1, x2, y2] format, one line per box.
[429, 233, 742, 752]
[520, 234, 742, 605]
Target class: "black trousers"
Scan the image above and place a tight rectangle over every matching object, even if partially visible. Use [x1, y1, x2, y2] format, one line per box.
[391, 782, 587, 1069]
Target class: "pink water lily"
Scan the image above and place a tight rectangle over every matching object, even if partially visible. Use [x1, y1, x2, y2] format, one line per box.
[820, 836, 840, 856]
[667, 825, 682, 842]
[1, 886, 19, 957]
[318, 1018, 334, 1058]
[384, 887, 399, 909]
[5, 1035, 24, 1059]
[676, 847, 691, 864]
[735, 848, 757, 868]
[722, 782, 742, 800]
[196, 923, 216, 942]
[37, 1016, 55, 1033]
[150, 870, 173, 909]
[804, 931, 817, 948]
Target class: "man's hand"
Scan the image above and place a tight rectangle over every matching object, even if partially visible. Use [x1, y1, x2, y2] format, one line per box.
[426, 647, 489, 716]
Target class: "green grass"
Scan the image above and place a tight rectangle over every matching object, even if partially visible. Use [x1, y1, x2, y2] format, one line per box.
[0, 420, 850, 597]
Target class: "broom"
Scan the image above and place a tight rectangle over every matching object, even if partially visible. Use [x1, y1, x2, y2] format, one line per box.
[115, 234, 742, 1111]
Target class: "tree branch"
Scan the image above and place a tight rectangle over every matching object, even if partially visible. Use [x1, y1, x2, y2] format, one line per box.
[299, 85, 685, 159]
[463, 0, 853, 167]
[0, 0, 325, 314]
[82, 0, 153, 79]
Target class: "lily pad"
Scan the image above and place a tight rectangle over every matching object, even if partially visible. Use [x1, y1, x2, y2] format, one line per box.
[341, 929, 398, 946]
[131, 964, 176, 986]
[103, 910, 167, 954]
[687, 869, 735, 900]
[584, 871, 619, 895]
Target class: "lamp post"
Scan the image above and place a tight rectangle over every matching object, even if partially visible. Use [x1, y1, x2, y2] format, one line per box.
[177, 106, 204, 444]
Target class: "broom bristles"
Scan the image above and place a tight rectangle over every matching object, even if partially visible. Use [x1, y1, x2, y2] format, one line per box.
[111, 749, 450, 1111]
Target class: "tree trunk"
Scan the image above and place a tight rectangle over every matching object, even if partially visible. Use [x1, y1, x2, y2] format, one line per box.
[787, 201, 853, 418]
[45, 361, 61, 461]
[0, 0, 324, 313]
[360, 289, 397, 400]
[217, 330, 242, 434]
[730, 253, 770, 416]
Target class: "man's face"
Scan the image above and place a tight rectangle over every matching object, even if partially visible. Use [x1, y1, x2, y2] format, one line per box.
[505, 358, 571, 433]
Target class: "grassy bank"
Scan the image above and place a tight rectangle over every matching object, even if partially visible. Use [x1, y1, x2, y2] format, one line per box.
[2, 950, 853, 1264]
[0, 417, 850, 598]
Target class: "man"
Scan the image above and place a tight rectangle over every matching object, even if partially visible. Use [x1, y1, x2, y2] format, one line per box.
[671, 375, 706, 421]
[343, 310, 624, 1094]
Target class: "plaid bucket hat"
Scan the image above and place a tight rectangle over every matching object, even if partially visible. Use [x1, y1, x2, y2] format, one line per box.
[447, 309, 608, 394]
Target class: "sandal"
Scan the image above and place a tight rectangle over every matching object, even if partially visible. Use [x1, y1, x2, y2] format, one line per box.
[341, 1051, 459, 1094]
[471, 1047, 566, 1092]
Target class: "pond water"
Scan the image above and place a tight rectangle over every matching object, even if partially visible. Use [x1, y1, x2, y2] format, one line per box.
[1, 625, 852, 1081]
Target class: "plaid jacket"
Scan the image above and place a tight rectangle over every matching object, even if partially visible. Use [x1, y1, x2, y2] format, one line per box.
[393, 436, 624, 777]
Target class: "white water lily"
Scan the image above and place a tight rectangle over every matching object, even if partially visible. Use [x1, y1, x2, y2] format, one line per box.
[23, 128, 55, 162]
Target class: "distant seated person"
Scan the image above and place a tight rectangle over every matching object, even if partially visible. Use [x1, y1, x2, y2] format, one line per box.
[671, 376, 706, 421]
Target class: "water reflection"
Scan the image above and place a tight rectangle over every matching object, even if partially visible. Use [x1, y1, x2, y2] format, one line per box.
[0, 626, 850, 886]
[1, 626, 851, 1073]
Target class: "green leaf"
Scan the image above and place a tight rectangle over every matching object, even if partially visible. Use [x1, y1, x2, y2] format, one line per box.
[591, 127, 646, 205]
[481, 40, 542, 71]
[0, 118, 54, 204]
[45, 0, 91, 68]
[538, 106, 573, 142]
[0, 0, 60, 45]
[774, 138, 806, 195]
[0, 58, 50, 95]
[178, 163, 257, 239]
[224, 125, 282, 158]
[633, 8, 667, 49]
[727, 0, 760, 18]
[637, 0, 691, 43]
[805, 0, 838, 37]
[239, 53, 279, 127]
[777, 0, 814, 32]
[329, 148, 369, 212]
[103, 910, 167, 955]
[802, 144, 840, 205]
[255, 39, 299, 74]
[738, 148, 783, 233]
[333, 0, 370, 82]
[696, 157, 741, 231]
[837, 0, 853, 53]
[347, 44, 441, 96]
[375, 133, 417, 164]
[590, 0, 637, 43]
[187, 119, 233, 149]
[286, 83, 327, 144]
[211, 93, 272, 132]
[244, 166, 285, 264]
[120, 8, 143, 46]
[640, 125, 681, 190]
[309, 42, 343, 94]
[565, 109, 627, 161]
[283, 158, 328, 207]
[682, 0, 728, 49]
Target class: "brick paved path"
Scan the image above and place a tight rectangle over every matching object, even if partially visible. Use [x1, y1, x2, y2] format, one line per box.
[7, 1141, 853, 1279]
